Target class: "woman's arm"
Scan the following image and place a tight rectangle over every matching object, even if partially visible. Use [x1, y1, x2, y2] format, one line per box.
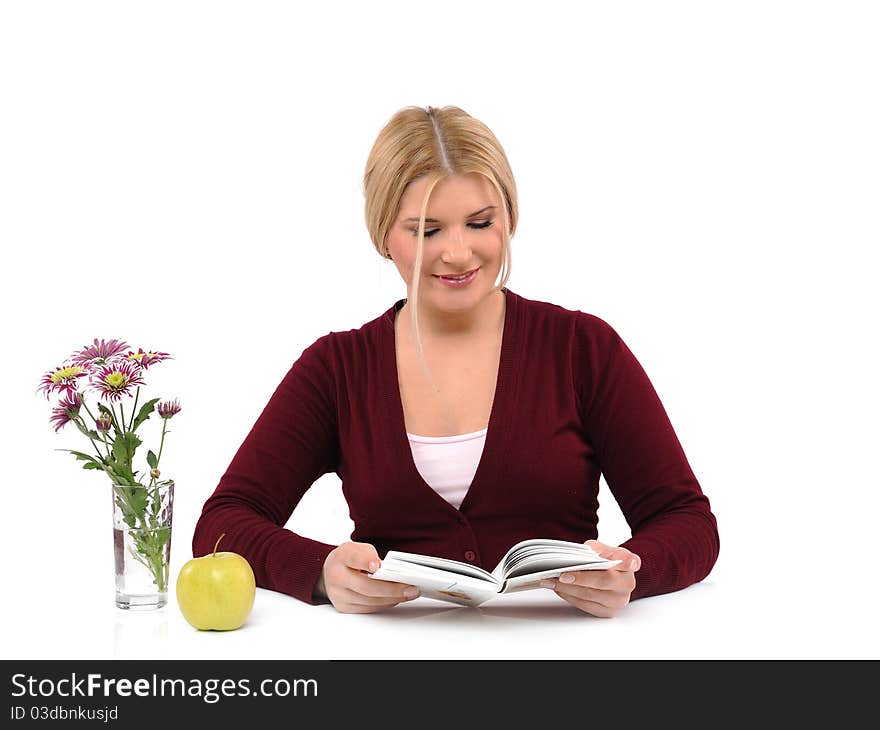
[574, 313, 720, 600]
[192, 334, 341, 605]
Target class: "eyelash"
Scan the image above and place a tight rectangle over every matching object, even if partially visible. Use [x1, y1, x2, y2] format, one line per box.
[411, 219, 495, 238]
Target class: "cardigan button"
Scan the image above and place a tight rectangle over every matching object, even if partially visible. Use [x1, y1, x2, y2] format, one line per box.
[464, 550, 476, 562]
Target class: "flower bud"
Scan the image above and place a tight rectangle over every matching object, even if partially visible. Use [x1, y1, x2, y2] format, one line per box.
[150, 468, 161, 479]
[96, 413, 113, 432]
[157, 398, 181, 419]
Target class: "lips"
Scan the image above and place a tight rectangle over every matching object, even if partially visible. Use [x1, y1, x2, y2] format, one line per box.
[433, 268, 479, 279]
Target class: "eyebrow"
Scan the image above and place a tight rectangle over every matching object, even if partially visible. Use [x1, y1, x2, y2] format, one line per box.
[403, 205, 497, 223]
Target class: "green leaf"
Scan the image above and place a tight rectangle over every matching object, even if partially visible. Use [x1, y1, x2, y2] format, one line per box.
[72, 419, 100, 441]
[128, 488, 147, 514]
[107, 462, 135, 484]
[111, 431, 142, 467]
[58, 449, 104, 470]
[146, 450, 158, 469]
[132, 398, 160, 432]
[64, 449, 97, 462]
[114, 485, 148, 528]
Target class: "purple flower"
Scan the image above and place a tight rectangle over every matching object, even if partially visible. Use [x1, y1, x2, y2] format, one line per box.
[95, 412, 113, 432]
[125, 348, 172, 369]
[37, 364, 89, 400]
[90, 360, 146, 402]
[157, 398, 181, 419]
[49, 391, 83, 432]
[70, 338, 130, 368]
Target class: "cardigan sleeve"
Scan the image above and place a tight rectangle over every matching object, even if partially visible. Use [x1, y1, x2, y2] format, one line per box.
[573, 312, 720, 600]
[192, 333, 340, 606]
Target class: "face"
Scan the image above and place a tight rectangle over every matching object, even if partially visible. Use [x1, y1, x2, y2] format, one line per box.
[385, 172, 504, 310]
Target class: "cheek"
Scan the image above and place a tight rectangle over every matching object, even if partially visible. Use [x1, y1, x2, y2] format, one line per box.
[388, 230, 420, 262]
[492, 229, 505, 250]
[388, 227, 411, 249]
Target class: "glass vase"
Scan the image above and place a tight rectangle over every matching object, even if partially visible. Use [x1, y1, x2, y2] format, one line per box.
[112, 480, 174, 610]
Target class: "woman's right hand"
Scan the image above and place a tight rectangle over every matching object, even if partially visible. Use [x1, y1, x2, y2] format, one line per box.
[316, 541, 421, 613]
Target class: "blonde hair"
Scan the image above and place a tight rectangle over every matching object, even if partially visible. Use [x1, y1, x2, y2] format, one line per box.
[363, 105, 518, 432]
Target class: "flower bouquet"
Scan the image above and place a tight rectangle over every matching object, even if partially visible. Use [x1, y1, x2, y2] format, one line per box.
[38, 338, 181, 609]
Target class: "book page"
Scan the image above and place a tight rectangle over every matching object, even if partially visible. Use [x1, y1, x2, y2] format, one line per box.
[380, 550, 497, 582]
[367, 540, 621, 605]
[490, 538, 620, 581]
[500, 560, 622, 594]
[370, 559, 500, 607]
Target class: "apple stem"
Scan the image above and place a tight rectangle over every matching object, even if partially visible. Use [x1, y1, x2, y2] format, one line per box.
[213, 533, 225, 556]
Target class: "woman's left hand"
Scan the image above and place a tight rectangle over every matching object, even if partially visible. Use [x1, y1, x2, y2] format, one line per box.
[539, 540, 641, 618]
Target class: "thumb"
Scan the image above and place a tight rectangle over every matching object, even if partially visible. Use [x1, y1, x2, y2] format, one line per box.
[584, 539, 614, 557]
[585, 540, 641, 572]
[346, 541, 381, 573]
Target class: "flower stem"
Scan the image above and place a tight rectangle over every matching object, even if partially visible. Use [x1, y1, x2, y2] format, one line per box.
[77, 399, 111, 459]
[156, 419, 168, 466]
[119, 402, 126, 434]
[73, 414, 109, 462]
[128, 387, 140, 431]
[115, 484, 170, 592]
[80, 398, 99, 427]
[148, 419, 169, 488]
[100, 429, 112, 459]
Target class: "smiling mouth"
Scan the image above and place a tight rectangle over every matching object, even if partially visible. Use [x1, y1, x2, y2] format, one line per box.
[433, 268, 479, 280]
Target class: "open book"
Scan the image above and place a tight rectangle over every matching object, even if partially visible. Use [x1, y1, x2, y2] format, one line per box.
[368, 538, 621, 607]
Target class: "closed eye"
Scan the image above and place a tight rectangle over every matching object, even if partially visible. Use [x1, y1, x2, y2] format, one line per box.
[412, 219, 495, 238]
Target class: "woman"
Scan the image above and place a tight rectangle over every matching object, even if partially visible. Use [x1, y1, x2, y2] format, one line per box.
[192, 105, 719, 617]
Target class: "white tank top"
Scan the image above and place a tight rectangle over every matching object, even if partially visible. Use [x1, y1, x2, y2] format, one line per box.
[406, 428, 487, 509]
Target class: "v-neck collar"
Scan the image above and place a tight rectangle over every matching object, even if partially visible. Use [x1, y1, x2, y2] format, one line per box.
[382, 287, 520, 517]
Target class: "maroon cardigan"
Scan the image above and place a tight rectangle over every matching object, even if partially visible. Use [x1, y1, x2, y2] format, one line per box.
[192, 288, 719, 605]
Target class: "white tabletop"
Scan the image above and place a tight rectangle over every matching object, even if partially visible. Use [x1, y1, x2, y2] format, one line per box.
[4, 566, 875, 661]
[4, 473, 879, 661]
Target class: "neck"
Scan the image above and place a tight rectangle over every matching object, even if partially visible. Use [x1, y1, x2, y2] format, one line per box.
[397, 288, 506, 342]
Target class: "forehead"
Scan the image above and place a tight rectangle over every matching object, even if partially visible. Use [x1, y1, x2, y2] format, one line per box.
[399, 172, 498, 214]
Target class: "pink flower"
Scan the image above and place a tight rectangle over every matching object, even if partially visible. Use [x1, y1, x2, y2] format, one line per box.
[90, 360, 146, 402]
[37, 364, 90, 400]
[124, 348, 172, 369]
[49, 391, 83, 432]
[157, 398, 181, 419]
[70, 338, 130, 369]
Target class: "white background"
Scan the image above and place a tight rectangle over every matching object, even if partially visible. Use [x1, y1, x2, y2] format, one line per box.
[1, 1, 877, 659]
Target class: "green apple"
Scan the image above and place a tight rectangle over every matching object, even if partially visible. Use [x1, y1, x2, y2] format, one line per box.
[176, 533, 256, 631]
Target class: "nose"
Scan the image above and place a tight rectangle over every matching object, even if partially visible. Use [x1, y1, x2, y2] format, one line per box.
[440, 226, 473, 264]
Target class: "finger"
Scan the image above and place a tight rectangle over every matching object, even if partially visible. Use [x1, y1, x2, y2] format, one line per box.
[584, 539, 612, 554]
[338, 586, 401, 607]
[554, 590, 619, 618]
[337, 585, 414, 608]
[584, 541, 641, 572]
[334, 601, 390, 615]
[614, 553, 641, 572]
[557, 569, 621, 590]
[553, 582, 631, 610]
[342, 543, 382, 573]
[346, 571, 420, 601]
